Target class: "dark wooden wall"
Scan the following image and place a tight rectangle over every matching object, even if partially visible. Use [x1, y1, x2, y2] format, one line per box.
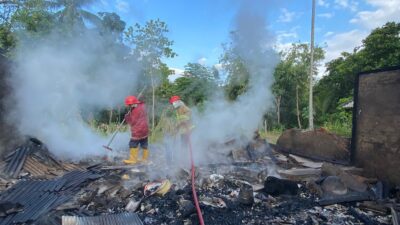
[352, 67, 400, 185]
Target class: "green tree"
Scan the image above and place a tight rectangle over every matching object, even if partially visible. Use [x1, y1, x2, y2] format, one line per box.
[181, 63, 218, 105]
[184, 63, 215, 80]
[125, 19, 177, 130]
[0, 0, 21, 24]
[0, 24, 16, 53]
[47, 0, 100, 32]
[315, 22, 400, 124]
[362, 22, 400, 70]
[11, 2, 55, 35]
[156, 63, 218, 108]
[272, 43, 324, 129]
[98, 12, 125, 42]
[219, 42, 250, 101]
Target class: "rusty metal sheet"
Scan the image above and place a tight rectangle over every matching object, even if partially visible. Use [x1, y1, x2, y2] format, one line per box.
[23, 156, 50, 177]
[62, 162, 84, 171]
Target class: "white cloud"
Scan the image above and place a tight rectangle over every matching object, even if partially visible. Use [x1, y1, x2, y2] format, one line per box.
[214, 63, 223, 70]
[322, 29, 368, 74]
[334, 0, 358, 12]
[318, 13, 334, 19]
[116, 0, 130, 13]
[318, 0, 400, 77]
[275, 27, 299, 53]
[324, 31, 334, 37]
[274, 42, 293, 53]
[278, 8, 296, 23]
[168, 68, 184, 82]
[350, 0, 400, 29]
[277, 30, 298, 41]
[318, 0, 330, 7]
[276, 26, 300, 42]
[170, 67, 184, 75]
[198, 57, 207, 65]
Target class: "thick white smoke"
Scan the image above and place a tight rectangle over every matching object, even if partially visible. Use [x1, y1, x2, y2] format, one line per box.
[191, 0, 278, 164]
[8, 32, 139, 160]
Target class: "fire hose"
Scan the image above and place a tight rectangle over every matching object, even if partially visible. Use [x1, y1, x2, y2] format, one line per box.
[187, 133, 206, 225]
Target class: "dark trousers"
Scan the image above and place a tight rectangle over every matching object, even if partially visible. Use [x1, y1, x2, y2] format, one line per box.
[129, 137, 148, 149]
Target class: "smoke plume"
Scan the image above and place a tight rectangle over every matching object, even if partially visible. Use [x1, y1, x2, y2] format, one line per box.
[7, 31, 139, 160]
[191, 0, 279, 164]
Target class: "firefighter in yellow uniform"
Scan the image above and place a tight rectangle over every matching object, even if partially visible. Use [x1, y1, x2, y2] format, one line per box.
[169, 95, 194, 144]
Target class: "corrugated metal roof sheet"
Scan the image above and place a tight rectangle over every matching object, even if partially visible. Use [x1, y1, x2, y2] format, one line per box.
[3, 147, 31, 178]
[0, 170, 103, 224]
[62, 213, 143, 225]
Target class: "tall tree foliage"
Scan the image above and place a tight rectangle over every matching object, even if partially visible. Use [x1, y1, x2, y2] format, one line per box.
[272, 43, 324, 128]
[125, 19, 177, 130]
[98, 12, 125, 42]
[46, 0, 99, 31]
[156, 63, 218, 107]
[314, 22, 400, 124]
[220, 42, 250, 101]
[11, 1, 55, 35]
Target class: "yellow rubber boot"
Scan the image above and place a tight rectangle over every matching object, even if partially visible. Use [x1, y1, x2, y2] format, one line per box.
[123, 148, 138, 164]
[141, 148, 149, 163]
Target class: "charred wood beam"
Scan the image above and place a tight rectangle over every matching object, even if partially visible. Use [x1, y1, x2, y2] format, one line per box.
[318, 192, 373, 206]
[269, 143, 350, 165]
[349, 207, 380, 225]
[358, 201, 389, 216]
[392, 207, 399, 225]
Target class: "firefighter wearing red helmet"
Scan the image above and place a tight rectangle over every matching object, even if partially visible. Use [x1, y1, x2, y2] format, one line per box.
[123, 95, 149, 164]
[169, 95, 193, 137]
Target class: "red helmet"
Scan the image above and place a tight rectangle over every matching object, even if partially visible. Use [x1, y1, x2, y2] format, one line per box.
[169, 95, 180, 104]
[125, 96, 140, 106]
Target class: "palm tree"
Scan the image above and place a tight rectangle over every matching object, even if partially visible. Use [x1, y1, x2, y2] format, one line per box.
[45, 0, 100, 29]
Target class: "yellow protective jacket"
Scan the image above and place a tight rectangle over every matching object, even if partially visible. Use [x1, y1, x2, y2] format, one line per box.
[175, 104, 194, 135]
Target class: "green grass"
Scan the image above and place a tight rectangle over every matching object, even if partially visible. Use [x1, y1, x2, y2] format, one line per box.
[259, 129, 282, 144]
[89, 121, 129, 136]
[322, 121, 352, 137]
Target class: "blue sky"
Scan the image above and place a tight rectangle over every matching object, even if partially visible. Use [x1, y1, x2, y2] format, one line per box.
[89, 0, 400, 75]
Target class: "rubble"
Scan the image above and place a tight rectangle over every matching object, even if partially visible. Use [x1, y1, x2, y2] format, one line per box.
[0, 170, 103, 224]
[322, 162, 368, 192]
[391, 207, 399, 225]
[62, 212, 143, 225]
[144, 179, 172, 196]
[263, 176, 299, 196]
[276, 128, 350, 163]
[238, 183, 254, 205]
[321, 176, 348, 196]
[0, 137, 396, 225]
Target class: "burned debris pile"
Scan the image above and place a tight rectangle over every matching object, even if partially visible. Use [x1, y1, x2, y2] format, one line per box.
[0, 136, 398, 225]
[0, 170, 103, 224]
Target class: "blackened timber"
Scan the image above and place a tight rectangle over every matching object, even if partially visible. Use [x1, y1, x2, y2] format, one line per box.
[318, 191, 373, 206]
[392, 207, 399, 225]
[269, 143, 350, 165]
[348, 207, 380, 225]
